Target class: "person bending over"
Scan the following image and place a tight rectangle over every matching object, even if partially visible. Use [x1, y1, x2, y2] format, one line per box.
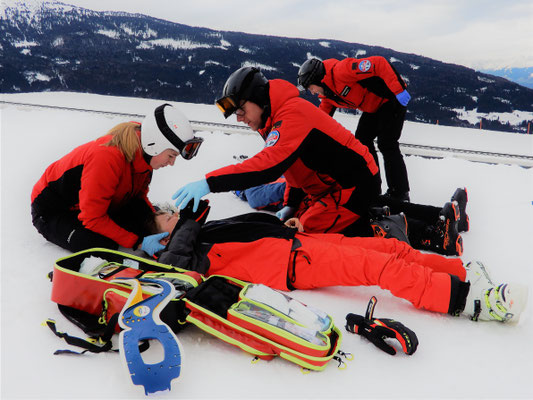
[31, 104, 203, 256]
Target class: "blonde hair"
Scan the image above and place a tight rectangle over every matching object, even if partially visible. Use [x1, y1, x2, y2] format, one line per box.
[102, 122, 142, 162]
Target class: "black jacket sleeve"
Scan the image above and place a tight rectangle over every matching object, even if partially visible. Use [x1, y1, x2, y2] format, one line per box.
[157, 219, 211, 274]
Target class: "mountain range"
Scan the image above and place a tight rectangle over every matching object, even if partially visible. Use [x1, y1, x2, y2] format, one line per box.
[1, 0, 532, 133]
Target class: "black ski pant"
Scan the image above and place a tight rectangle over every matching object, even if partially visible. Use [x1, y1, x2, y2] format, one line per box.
[355, 101, 410, 195]
[31, 197, 153, 253]
[31, 207, 119, 252]
[373, 194, 442, 249]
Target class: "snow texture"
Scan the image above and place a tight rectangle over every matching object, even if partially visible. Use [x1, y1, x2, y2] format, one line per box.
[1, 92, 532, 399]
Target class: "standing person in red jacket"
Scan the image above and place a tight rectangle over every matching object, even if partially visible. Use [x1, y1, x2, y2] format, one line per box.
[173, 67, 380, 236]
[31, 104, 203, 255]
[297, 57, 411, 202]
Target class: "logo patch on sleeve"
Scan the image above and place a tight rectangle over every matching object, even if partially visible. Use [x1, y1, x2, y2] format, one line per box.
[265, 130, 280, 147]
[358, 60, 372, 72]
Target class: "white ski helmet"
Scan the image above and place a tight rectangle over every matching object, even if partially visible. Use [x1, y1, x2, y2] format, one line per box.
[141, 104, 202, 159]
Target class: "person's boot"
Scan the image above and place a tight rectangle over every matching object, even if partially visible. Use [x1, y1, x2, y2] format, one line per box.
[462, 261, 528, 322]
[419, 201, 463, 256]
[370, 212, 411, 245]
[451, 187, 469, 232]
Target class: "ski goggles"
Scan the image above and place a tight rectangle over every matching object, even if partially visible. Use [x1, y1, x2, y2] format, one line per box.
[216, 95, 240, 119]
[180, 136, 204, 160]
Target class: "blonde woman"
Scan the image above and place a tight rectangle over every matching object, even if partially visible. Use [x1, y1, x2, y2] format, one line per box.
[31, 104, 203, 255]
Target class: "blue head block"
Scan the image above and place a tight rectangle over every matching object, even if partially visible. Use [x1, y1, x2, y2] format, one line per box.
[118, 278, 183, 395]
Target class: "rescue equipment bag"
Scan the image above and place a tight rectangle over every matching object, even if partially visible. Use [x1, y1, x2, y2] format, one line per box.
[182, 275, 345, 371]
[49, 247, 202, 336]
[48, 248, 346, 370]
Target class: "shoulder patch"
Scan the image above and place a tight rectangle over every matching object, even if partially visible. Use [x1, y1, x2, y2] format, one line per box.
[273, 120, 283, 129]
[358, 60, 372, 73]
[265, 130, 280, 147]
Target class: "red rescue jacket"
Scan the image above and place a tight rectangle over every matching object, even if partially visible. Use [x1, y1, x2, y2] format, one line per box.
[31, 131, 153, 248]
[319, 57, 407, 115]
[206, 79, 378, 207]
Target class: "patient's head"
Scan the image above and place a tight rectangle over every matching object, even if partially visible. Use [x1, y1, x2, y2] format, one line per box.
[155, 211, 180, 235]
[146, 211, 180, 246]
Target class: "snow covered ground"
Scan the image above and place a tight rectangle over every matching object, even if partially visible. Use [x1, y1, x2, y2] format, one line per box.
[1, 92, 533, 399]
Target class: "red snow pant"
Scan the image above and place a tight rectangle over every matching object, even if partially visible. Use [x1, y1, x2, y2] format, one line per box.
[288, 233, 466, 314]
[207, 232, 466, 314]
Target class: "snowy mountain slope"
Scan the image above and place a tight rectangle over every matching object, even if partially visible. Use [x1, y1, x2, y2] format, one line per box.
[2, 0, 533, 133]
[1, 92, 532, 399]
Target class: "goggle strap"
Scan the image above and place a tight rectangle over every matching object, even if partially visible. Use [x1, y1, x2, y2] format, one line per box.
[154, 104, 186, 150]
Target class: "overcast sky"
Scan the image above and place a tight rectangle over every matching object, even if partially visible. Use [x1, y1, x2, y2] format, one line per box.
[42, 0, 533, 70]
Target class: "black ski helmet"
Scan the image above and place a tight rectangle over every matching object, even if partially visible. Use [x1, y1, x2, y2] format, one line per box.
[297, 58, 325, 91]
[216, 66, 270, 119]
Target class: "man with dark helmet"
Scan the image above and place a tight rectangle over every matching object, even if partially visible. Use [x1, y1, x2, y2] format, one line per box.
[173, 66, 380, 236]
[298, 57, 411, 202]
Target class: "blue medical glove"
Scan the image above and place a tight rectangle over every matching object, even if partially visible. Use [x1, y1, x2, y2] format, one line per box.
[141, 232, 169, 256]
[276, 206, 295, 222]
[396, 90, 411, 106]
[172, 178, 210, 212]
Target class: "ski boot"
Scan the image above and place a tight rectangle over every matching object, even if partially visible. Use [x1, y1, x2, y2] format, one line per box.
[371, 212, 411, 245]
[451, 187, 469, 232]
[420, 202, 463, 256]
[463, 261, 528, 322]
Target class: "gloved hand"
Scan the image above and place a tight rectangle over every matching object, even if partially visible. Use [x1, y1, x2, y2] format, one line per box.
[178, 199, 211, 225]
[172, 179, 210, 212]
[141, 232, 169, 256]
[276, 205, 295, 222]
[345, 296, 418, 356]
[395, 90, 411, 106]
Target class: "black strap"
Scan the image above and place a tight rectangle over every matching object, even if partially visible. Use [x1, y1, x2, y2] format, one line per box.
[154, 104, 185, 151]
[46, 314, 151, 355]
[46, 317, 116, 354]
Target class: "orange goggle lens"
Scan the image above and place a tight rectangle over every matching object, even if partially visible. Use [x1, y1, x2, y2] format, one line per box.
[216, 96, 238, 118]
[181, 137, 204, 160]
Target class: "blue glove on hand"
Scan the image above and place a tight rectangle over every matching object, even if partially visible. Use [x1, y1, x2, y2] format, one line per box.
[276, 206, 295, 222]
[396, 90, 411, 106]
[172, 179, 210, 212]
[141, 232, 169, 256]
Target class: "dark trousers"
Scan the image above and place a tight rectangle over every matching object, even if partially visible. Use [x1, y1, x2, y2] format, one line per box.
[373, 194, 442, 249]
[31, 197, 153, 253]
[31, 207, 119, 252]
[355, 101, 410, 194]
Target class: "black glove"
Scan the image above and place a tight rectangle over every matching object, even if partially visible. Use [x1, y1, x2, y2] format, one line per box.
[345, 296, 418, 356]
[178, 199, 210, 225]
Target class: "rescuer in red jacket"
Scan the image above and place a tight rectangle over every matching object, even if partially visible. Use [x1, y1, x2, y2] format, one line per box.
[173, 67, 380, 236]
[31, 104, 203, 255]
[297, 57, 411, 202]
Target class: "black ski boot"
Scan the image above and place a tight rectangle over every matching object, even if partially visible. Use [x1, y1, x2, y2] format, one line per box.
[370, 212, 411, 245]
[420, 202, 463, 256]
[451, 187, 469, 232]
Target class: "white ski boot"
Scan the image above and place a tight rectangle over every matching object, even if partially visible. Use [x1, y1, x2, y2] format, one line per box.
[463, 261, 528, 322]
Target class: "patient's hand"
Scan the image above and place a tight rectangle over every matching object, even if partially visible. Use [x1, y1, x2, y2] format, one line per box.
[284, 217, 304, 232]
